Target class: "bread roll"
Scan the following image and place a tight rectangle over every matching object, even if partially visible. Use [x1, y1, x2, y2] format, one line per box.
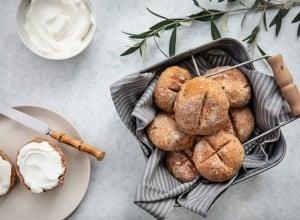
[224, 107, 255, 143]
[192, 131, 244, 182]
[204, 66, 251, 107]
[16, 138, 67, 193]
[165, 151, 198, 183]
[154, 66, 192, 113]
[0, 150, 16, 196]
[147, 113, 197, 151]
[174, 77, 230, 135]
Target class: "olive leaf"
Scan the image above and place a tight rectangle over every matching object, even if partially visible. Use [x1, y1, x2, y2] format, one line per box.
[146, 8, 168, 19]
[121, 43, 142, 56]
[169, 26, 177, 56]
[150, 20, 176, 31]
[243, 26, 260, 43]
[190, 10, 225, 21]
[251, 0, 260, 9]
[292, 12, 300, 23]
[140, 40, 147, 62]
[179, 20, 193, 26]
[269, 8, 290, 36]
[192, 0, 200, 7]
[257, 44, 267, 56]
[211, 20, 221, 40]
[263, 10, 268, 31]
[292, 12, 300, 37]
[122, 31, 152, 39]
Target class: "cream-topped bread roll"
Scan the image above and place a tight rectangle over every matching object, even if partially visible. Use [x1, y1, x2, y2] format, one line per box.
[16, 138, 67, 193]
[0, 150, 16, 196]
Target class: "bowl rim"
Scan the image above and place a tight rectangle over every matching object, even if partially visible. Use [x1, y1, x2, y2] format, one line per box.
[16, 0, 96, 60]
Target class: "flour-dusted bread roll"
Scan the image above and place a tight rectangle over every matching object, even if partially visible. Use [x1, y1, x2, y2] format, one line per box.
[174, 77, 230, 135]
[154, 66, 192, 113]
[16, 138, 67, 193]
[192, 131, 244, 182]
[165, 151, 198, 183]
[147, 113, 197, 151]
[204, 66, 251, 108]
[224, 107, 255, 143]
[0, 150, 16, 196]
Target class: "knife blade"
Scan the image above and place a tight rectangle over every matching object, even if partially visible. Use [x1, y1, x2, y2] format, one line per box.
[0, 103, 105, 161]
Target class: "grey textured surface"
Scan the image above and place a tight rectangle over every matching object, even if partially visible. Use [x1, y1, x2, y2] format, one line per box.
[0, 1, 299, 220]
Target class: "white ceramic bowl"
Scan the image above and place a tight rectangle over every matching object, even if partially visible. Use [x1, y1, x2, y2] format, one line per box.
[16, 0, 96, 60]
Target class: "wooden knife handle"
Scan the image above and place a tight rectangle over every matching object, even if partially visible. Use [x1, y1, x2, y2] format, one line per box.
[267, 54, 300, 117]
[50, 130, 105, 161]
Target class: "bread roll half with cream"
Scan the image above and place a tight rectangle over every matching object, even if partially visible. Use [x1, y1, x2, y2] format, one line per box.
[0, 150, 16, 196]
[16, 138, 67, 193]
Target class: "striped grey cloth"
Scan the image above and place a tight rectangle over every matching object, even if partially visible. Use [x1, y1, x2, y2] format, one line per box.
[110, 50, 291, 219]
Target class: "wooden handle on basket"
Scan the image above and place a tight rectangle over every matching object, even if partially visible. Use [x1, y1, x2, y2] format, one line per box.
[267, 54, 300, 117]
[50, 130, 105, 161]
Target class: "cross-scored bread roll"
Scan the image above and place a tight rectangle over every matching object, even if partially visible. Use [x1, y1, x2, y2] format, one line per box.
[0, 150, 16, 196]
[193, 131, 244, 182]
[174, 77, 230, 135]
[224, 107, 255, 143]
[154, 66, 192, 113]
[147, 113, 197, 151]
[165, 150, 198, 183]
[204, 66, 251, 108]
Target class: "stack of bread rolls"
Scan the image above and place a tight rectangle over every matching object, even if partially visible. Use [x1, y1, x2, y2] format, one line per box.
[147, 66, 254, 183]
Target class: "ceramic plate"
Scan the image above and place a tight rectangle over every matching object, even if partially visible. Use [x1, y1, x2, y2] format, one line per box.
[0, 105, 90, 220]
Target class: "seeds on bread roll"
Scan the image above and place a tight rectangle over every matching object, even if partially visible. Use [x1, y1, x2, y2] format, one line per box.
[165, 151, 198, 183]
[224, 107, 255, 143]
[192, 131, 244, 182]
[154, 66, 192, 113]
[204, 66, 251, 108]
[16, 138, 67, 193]
[0, 150, 16, 196]
[174, 77, 230, 135]
[147, 113, 197, 151]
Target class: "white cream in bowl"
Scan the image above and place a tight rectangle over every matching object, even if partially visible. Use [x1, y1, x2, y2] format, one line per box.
[17, 0, 96, 59]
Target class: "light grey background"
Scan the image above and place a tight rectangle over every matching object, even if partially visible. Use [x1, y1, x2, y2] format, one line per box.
[0, 1, 300, 220]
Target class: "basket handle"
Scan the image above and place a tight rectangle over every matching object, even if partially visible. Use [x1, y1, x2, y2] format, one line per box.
[267, 54, 300, 117]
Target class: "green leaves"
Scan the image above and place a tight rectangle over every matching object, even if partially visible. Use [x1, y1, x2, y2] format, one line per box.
[120, 42, 143, 56]
[292, 12, 300, 23]
[121, 1, 300, 60]
[269, 8, 290, 36]
[192, 0, 200, 7]
[251, 0, 260, 10]
[190, 9, 225, 21]
[211, 20, 221, 40]
[169, 26, 177, 56]
[292, 12, 300, 37]
[257, 44, 267, 56]
[243, 26, 260, 44]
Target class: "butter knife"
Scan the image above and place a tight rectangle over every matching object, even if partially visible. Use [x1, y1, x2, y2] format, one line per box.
[0, 104, 105, 161]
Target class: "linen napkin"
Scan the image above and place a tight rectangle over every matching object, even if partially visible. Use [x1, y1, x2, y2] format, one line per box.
[110, 50, 291, 219]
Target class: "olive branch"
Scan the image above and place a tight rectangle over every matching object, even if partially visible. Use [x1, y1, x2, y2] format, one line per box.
[121, 0, 300, 60]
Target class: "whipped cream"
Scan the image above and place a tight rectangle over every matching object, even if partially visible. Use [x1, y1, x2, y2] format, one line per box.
[24, 0, 94, 58]
[0, 157, 12, 195]
[17, 141, 65, 193]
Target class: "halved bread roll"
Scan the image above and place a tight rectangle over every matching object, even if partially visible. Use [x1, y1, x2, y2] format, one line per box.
[15, 138, 67, 193]
[0, 150, 16, 196]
